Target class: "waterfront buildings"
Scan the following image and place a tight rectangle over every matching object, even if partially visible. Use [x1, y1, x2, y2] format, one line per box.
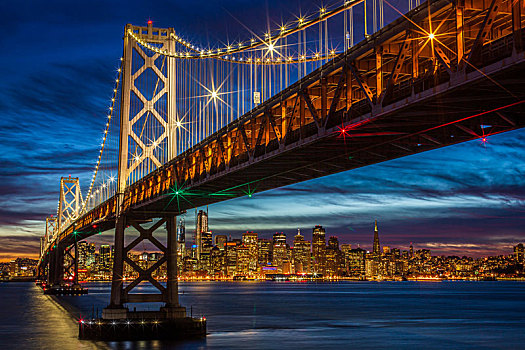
[10, 215, 524, 281]
[311, 225, 326, 275]
[195, 209, 208, 262]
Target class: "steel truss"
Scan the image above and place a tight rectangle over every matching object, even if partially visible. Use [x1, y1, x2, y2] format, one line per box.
[39, 0, 525, 287]
[103, 214, 184, 318]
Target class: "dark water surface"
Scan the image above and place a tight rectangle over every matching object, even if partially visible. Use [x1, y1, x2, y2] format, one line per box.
[1, 281, 524, 349]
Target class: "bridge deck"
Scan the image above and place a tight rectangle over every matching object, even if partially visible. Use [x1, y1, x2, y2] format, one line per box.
[46, 0, 525, 257]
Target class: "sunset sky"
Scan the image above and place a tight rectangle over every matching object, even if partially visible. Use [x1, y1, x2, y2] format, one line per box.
[0, 0, 524, 261]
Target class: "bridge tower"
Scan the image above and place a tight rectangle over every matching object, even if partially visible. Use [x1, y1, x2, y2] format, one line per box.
[40, 216, 57, 283]
[47, 177, 85, 291]
[103, 22, 185, 320]
[58, 176, 81, 232]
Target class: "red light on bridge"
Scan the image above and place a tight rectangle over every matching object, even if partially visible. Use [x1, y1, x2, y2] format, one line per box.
[93, 224, 97, 228]
[147, 20, 153, 25]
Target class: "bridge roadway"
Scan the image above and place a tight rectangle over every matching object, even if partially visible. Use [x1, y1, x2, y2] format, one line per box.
[45, 0, 525, 261]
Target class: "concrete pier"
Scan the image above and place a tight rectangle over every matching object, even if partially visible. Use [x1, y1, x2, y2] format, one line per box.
[79, 316, 206, 341]
[42, 283, 88, 296]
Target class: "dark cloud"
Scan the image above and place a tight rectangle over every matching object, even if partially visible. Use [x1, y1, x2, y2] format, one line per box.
[0, 235, 41, 255]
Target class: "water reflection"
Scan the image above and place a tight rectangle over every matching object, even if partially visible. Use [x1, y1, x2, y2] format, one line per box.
[1, 281, 524, 349]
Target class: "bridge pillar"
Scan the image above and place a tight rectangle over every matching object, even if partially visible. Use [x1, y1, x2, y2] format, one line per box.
[104, 215, 128, 319]
[46, 249, 55, 286]
[47, 246, 64, 287]
[160, 215, 186, 318]
[103, 214, 186, 320]
[63, 241, 81, 287]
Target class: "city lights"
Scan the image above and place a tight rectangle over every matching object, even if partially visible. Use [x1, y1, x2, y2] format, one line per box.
[25, 6, 525, 347]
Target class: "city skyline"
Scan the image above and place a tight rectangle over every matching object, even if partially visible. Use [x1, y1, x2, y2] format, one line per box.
[3, 219, 522, 263]
[1, 0, 524, 262]
[4, 222, 523, 281]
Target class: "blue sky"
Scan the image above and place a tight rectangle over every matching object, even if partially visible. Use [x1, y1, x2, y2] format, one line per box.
[0, 0, 523, 260]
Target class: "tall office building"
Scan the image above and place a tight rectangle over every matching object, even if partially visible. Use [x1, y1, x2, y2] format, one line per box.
[312, 225, 326, 275]
[78, 241, 88, 268]
[514, 243, 524, 263]
[215, 235, 228, 250]
[242, 232, 259, 275]
[272, 232, 286, 245]
[195, 209, 208, 261]
[210, 246, 223, 276]
[373, 220, 380, 255]
[365, 253, 380, 278]
[87, 242, 96, 267]
[292, 230, 311, 273]
[199, 231, 213, 271]
[347, 248, 366, 277]
[272, 232, 287, 273]
[99, 244, 111, 270]
[258, 239, 272, 266]
[225, 242, 238, 276]
[326, 236, 342, 277]
[201, 231, 213, 252]
[236, 245, 251, 276]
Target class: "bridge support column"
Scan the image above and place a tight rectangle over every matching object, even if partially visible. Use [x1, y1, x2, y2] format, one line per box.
[103, 214, 186, 320]
[87, 213, 203, 341]
[103, 215, 128, 319]
[73, 241, 79, 286]
[52, 247, 65, 287]
[46, 249, 55, 286]
[160, 215, 186, 318]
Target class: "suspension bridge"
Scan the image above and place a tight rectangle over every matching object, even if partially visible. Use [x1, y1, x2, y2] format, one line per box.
[36, 0, 525, 340]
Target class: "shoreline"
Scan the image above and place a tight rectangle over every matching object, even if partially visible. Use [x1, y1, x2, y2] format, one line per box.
[76, 277, 525, 283]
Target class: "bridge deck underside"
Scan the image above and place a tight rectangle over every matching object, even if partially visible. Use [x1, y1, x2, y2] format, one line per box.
[145, 61, 525, 211]
[60, 59, 525, 250]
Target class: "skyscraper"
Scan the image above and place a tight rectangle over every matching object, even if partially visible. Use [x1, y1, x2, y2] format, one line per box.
[292, 230, 311, 273]
[514, 243, 524, 263]
[201, 231, 213, 252]
[78, 241, 88, 268]
[326, 236, 343, 277]
[195, 209, 208, 261]
[312, 225, 326, 275]
[236, 245, 250, 276]
[258, 239, 272, 266]
[215, 235, 228, 250]
[99, 244, 111, 270]
[200, 231, 213, 270]
[272, 232, 287, 273]
[373, 220, 380, 255]
[87, 242, 96, 267]
[225, 241, 238, 276]
[347, 248, 366, 277]
[272, 232, 286, 245]
[242, 232, 259, 275]
[210, 246, 224, 276]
